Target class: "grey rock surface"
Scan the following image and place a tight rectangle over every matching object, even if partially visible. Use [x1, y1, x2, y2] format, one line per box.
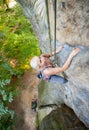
[16, 0, 89, 128]
[38, 44, 89, 127]
[38, 105, 89, 130]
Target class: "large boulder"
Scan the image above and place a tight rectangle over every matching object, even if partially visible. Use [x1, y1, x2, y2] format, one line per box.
[38, 43, 89, 128]
[38, 105, 89, 130]
[16, 0, 89, 128]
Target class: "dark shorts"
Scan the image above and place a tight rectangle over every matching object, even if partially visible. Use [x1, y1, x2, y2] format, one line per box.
[49, 75, 68, 84]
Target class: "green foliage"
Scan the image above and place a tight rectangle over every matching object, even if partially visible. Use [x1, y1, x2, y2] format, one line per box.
[0, 5, 40, 70]
[0, 0, 6, 6]
[0, 59, 17, 130]
[0, 78, 13, 103]
[0, 103, 15, 130]
[0, 103, 14, 119]
[0, 3, 40, 130]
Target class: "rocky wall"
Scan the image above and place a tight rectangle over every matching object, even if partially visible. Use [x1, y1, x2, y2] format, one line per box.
[16, 0, 89, 128]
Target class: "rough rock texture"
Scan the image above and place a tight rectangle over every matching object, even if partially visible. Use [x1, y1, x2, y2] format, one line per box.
[38, 44, 89, 128]
[38, 105, 89, 130]
[16, 0, 89, 53]
[16, 0, 89, 129]
[50, 0, 89, 46]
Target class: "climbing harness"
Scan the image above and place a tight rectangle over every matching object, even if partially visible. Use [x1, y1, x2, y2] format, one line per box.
[37, 66, 68, 84]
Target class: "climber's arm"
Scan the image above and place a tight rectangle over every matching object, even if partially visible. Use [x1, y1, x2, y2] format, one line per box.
[43, 48, 80, 75]
[41, 46, 64, 58]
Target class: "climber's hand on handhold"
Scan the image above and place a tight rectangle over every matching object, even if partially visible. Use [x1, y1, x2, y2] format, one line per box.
[70, 48, 81, 57]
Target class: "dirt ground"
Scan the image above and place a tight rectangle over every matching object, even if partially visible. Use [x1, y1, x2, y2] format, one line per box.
[11, 70, 40, 130]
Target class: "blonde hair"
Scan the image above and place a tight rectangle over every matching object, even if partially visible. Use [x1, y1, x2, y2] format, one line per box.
[30, 56, 40, 70]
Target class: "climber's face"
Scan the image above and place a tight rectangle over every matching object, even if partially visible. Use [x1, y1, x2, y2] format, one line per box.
[37, 55, 47, 67]
[37, 55, 52, 68]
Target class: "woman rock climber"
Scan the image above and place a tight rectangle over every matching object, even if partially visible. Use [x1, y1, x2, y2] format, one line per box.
[30, 46, 80, 84]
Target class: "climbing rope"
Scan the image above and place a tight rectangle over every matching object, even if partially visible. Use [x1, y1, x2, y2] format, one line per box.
[45, 0, 57, 60]
[45, 0, 52, 55]
[54, 0, 57, 61]
[45, 0, 82, 60]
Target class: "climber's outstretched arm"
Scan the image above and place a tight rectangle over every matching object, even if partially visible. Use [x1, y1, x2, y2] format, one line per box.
[41, 46, 64, 58]
[43, 48, 80, 75]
